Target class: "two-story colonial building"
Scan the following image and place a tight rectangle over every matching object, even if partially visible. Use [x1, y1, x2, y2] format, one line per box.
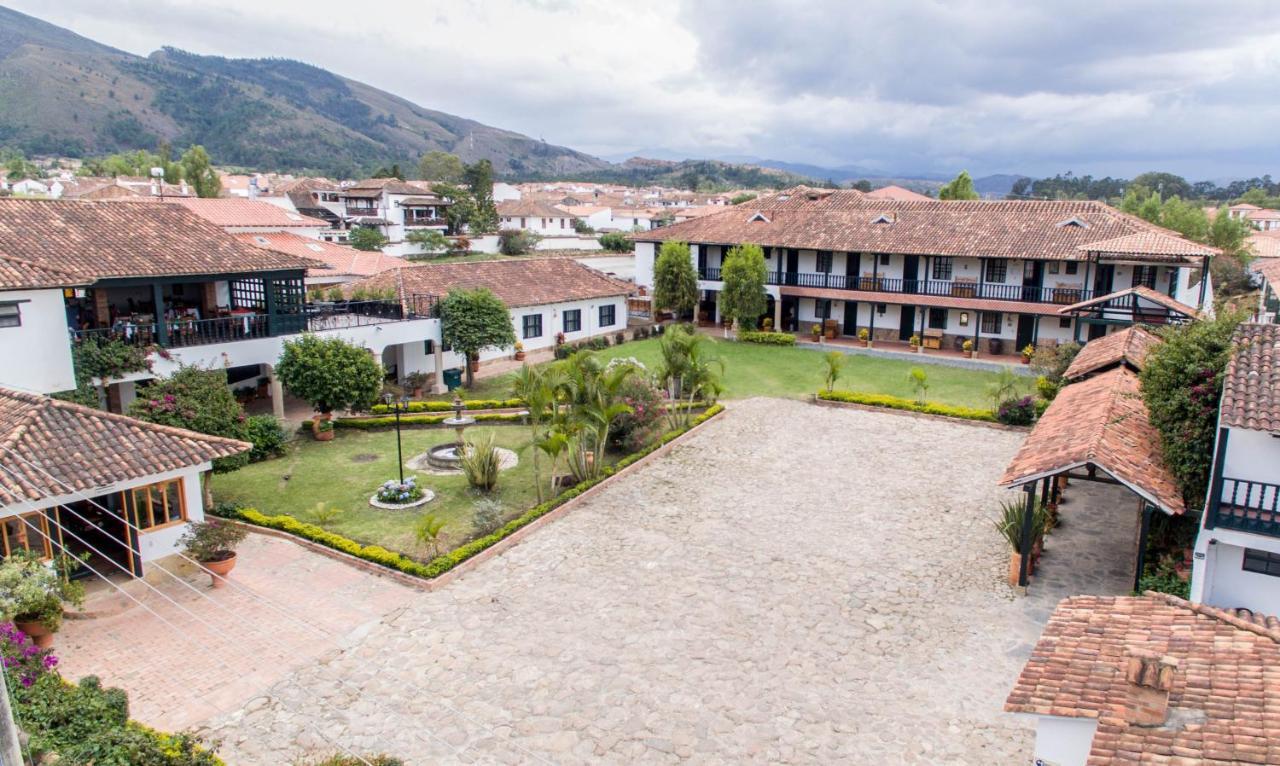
[339, 178, 451, 253]
[633, 187, 1216, 354]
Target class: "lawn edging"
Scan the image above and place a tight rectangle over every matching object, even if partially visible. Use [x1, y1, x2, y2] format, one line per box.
[815, 389, 1030, 431]
[334, 412, 525, 429]
[219, 403, 726, 588]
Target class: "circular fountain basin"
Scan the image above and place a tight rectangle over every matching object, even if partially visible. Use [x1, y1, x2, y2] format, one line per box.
[426, 442, 466, 470]
[406, 445, 521, 474]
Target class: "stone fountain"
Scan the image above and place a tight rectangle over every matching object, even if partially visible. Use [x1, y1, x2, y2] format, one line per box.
[426, 395, 476, 470]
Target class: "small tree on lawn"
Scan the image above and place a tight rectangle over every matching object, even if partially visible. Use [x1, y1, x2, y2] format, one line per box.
[652, 241, 697, 321]
[406, 229, 449, 257]
[720, 243, 768, 333]
[275, 334, 385, 415]
[128, 365, 249, 473]
[440, 288, 516, 387]
[348, 227, 389, 252]
[1140, 310, 1246, 506]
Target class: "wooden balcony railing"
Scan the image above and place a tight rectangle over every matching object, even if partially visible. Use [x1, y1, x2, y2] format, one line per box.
[697, 267, 1093, 305]
[1212, 477, 1280, 537]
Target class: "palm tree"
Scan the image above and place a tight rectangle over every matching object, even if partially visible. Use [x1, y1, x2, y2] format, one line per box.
[556, 351, 638, 481]
[414, 513, 447, 558]
[658, 327, 724, 427]
[822, 351, 846, 392]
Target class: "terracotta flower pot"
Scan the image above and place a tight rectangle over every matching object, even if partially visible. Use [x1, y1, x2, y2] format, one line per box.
[514, 351, 526, 361]
[1021, 357, 1031, 365]
[14, 619, 54, 649]
[314, 427, 334, 442]
[1007, 552, 1023, 586]
[202, 553, 237, 588]
[470, 360, 480, 373]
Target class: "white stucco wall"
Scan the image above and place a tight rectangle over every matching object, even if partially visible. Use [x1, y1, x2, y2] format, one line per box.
[1193, 534, 1280, 616]
[0, 289, 78, 393]
[635, 241, 657, 289]
[1033, 715, 1099, 766]
[1220, 426, 1280, 486]
[137, 467, 207, 563]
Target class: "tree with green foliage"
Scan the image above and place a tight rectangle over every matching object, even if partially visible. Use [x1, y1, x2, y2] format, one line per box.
[275, 334, 385, 414]
[405, 228, 450, 256]
[498, 229, 541, 255]
[372, 163, 405, 180]
[822, 351, 846, 392]
[1139, 310, 1246, 506]
[432, 182, 476, 234]
[719, 243, 768, 331]
[348, 226, 390, 251]
[128, 366, 249, 472]
[729, 192, 757, 205]
[418, 151, 464, 184]
[463, 160, 499, 233]
[652, 241, 698, 320]
[850, 179, 873, 192]
[1131, 171, 1192, 200]
[938, 170, 979, 200]
[179, 145, 221, 198]
[439, 288, 517, 387]
[598, 232, 634, 252]
[2, 150, 40, 181]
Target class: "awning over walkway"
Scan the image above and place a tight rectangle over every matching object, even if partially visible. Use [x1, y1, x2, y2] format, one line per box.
[1062, 325, 1161, 381]
[1057, 286, 1201, 324]
[999, 367, 1185, 516]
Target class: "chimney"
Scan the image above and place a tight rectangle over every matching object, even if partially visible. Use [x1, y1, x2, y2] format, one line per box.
[1123, 649, 1178, 726]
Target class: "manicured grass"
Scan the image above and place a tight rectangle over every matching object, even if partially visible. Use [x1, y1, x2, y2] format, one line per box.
[426, 336, 1019, 409]
[211, 425, 541, 560]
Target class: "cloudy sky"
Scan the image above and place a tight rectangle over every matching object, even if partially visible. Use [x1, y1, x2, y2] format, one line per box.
[10, 0, 1280, 179]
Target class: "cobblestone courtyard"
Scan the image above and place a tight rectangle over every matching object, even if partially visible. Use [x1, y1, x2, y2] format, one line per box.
[69, 398, 1136, 763]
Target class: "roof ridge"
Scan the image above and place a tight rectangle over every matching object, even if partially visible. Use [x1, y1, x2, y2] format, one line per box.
[11, 388, 251, 450]
[1145, 591, 1280, 643]
[1084, 368, 1138, 462]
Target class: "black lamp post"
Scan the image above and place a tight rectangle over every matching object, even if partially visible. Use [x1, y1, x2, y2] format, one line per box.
[384, 392, 411, 484]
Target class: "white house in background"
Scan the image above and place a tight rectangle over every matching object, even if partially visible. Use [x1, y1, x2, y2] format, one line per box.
[339, 178, 451, 250]
[608, 207, 658, 231]
[9, 179, 56, 197]
[0, 198, 437, 417]
[165, 197, 331, 238]
[558, 204, 612, 231]
[1191, 323, 1280, 617]
[0, 387, 249, 574]
[632, 186, 1216, 354]
[345, 258, 631, 383]
[492, 182, 522, 202]
[496, 200, 577, 235]
[1005, 593, 1279, 766]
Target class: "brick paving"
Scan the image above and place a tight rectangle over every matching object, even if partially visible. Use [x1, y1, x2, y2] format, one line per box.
[58, 398, 1136, 763]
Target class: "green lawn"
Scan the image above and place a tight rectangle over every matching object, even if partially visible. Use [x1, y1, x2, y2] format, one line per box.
[211, 425, 541, 560]
[451, 337, 1018, 410]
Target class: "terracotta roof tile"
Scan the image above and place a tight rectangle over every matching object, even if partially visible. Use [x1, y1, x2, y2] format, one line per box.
[635, 188, 1213, 264]
[166, 198, 329, 228]
[0, 387, 249, 506]
[1250, 232, 1280, 260]
[1058, 286, 1202, 319]
[1221, 323, 1280, 434]
[1077, 232, 1218, 259]
[1006, 594, 1280, 766]
[233, 232, 401, 279]
[0, 199, 315, 290]
[497, 200, 576, 219]
[1064, 326, 1161, 381]
[347, 258, 631, 310]
[864, 185, 933, 202]
[1254, 255, 1280, 287]
[343, 178, 424, 196]
[999, 367, 1185, 514]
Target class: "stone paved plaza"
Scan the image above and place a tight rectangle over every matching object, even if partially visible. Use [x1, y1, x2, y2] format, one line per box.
[67, 398, 1136, 763]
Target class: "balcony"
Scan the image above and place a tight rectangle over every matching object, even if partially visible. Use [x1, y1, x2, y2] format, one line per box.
[1211, 478, 1280, 537]
[697, 267, 1093, 305]
[404, 217, 447, 228]
[69, 298, 437, 351]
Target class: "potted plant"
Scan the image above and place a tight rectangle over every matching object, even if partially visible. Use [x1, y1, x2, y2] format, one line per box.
[824, 320, 836, 340]
[989, 337, 1005, 357]
[762, 317, 773, 331]
[180, 519, 249, 588]
[963, 338, 976, 359]
[993, 498, 1048, 586]
[314, 417, 335, 441]
[1021, 344, 1035, 364]
[513, 341, 526, 361]
[811, 323, 822, 342]
[403, 371, 431, 398]
[858, 327, 870, 347]
[909, 334, 921, 353]
[0, 552, 84, 649]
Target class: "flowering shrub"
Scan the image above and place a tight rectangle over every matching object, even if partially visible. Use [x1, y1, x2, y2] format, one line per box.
[610, 376, 666, 451]
[996, 396, 1037, 426]
[1, 622, 58, 688]
[605, 356, 647, 374]
[0, 551, 84, 631]
[375, 477, 424, 504]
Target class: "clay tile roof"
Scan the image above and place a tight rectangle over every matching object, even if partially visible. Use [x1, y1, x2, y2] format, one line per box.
[634, 191, 1209, 263]
[1250, 232, 1280, 260]
[0, 387, 249, 506]
[1005, 593, 1280, 766]
[864, 185, 933, 202]
[1057, 286, 1202, 320]
[1221, 323, 1280, 434]
[233, 232, 400, 278]
[343, 178, 423, 196]
[346, 258, 631, 310]
[1063, 326, 1161, 381]
[398, 196, 449, 206]
[999, 367, 1185, 514]
[1255, 253, 1280, 286]
[0, 199, 315, 290]
[497, 200, 575, 219]
[1077, 231, 1218, 259]
[166, 197, 329, 228]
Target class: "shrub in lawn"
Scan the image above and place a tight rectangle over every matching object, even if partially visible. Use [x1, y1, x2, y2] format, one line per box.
[460, 432, 501, 491]
[610, 375, 666, 452]
[244, 414, 286, 462]
[817, 389, 996, 422]
[598, 232, 634, 252]
[471, 498, 505, 537]
[996, 396, 1037, 426]
[737, 330, 795, 346]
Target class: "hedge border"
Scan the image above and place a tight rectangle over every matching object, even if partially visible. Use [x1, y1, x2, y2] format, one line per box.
[815, 390, 1031, 430]
[335, 412, 525, 429]
[221, 404, 726, 584]
[736, 330, 797, 346]
[368, 398, 524, 415]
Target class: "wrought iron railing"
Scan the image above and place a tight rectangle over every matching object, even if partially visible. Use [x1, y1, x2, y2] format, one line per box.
[698, 267, 1094, 305]
[1213, 477, 1280, 536]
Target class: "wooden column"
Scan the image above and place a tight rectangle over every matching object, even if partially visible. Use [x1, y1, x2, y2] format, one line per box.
[93, 288, 111, 326]
[1017, 481, 1038, 588]
[972, 310, 981, 353]
[1134, 502, 1155, 592]
[201, 282, 218, 316]
[151, 283, 168, 347]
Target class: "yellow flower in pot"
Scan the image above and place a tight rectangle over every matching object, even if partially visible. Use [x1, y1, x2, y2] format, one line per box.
[857, 327, 870, 347]
[514, 341, 526, 361]
[1021, 343, 1035, 364]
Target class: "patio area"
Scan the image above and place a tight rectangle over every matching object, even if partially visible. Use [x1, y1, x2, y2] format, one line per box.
[56, 398, 1134, 763]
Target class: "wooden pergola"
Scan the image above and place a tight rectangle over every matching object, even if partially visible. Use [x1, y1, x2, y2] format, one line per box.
[999, 367, 1187, 590]
[1058, 286, 1200, 341]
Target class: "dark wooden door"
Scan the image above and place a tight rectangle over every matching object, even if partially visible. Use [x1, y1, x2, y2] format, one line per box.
[1021, 261, 1044, 301]
[903, 254, 920, 293]
[843, 301, 858, 336]
[785, 249, 799, 285]
[1087, 322, 1107, 341]
[1093, 264, 1114, 295]
[1015, 315, 1036, 351]
[898, 305, 916, 340]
